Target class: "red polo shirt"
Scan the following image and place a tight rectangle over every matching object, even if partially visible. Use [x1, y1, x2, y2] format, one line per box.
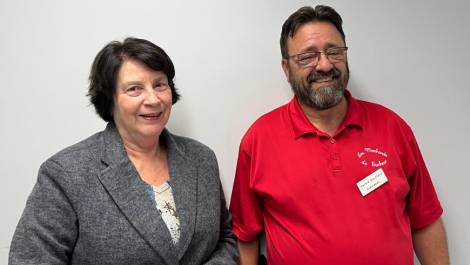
[230, 91, 443, 265]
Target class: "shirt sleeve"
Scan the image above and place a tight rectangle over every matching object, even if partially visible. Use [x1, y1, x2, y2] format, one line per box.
[229, 136, 263, 242]
[405, 131, 443, 229]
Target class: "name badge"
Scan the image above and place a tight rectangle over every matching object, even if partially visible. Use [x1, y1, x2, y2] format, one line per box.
[356, 168, 388, 196]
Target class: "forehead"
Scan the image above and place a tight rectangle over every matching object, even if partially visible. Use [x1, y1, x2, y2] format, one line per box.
[117, 59, 167, 84]
[287, 21, 345, 53]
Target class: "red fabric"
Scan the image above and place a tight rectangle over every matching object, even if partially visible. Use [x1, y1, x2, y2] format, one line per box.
[229, 91, 443, 265]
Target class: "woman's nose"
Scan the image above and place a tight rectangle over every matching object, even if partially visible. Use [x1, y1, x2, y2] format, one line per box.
[143, 88, 160, 105]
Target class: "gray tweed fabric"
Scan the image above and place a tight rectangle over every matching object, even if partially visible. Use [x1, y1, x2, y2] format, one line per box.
[9, 123, 238, 265]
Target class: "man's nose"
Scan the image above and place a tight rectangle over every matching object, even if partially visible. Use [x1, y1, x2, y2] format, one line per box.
[315, 52, 334, 72]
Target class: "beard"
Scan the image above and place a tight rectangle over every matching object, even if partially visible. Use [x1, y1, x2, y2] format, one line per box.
[289, 64, 349, 110]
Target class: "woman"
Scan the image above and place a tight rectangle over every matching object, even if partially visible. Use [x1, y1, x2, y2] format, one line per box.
[9, 37, 238, 265]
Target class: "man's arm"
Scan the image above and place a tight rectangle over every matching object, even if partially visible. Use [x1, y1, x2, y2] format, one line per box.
[238, 238, 259, 265]
[412, 218, 450, 265]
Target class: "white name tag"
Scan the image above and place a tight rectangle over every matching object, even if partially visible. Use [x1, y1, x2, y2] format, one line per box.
[356, 168, 388, 196]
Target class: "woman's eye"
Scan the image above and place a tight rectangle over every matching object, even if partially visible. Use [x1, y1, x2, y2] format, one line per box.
[155, 82, 169, 91]
[125, 86, 142, 96]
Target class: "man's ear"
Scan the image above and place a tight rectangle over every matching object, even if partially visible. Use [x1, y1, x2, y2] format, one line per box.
[282, 59, 290, 81]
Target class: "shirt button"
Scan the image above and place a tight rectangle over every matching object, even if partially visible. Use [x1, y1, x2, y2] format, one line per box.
[330, 138, 336, 144]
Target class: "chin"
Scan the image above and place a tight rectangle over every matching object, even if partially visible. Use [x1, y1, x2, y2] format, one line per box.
[138, 126, 165, 138]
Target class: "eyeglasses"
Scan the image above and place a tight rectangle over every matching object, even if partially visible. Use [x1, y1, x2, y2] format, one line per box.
[289, 46, 348, 68]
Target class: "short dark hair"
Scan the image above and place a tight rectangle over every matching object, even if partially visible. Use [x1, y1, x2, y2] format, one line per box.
[280, 5, 345, 59]
[88, 37, 180, 122]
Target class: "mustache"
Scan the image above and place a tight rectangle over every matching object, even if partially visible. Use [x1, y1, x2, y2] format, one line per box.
[306, 68, 341, 83]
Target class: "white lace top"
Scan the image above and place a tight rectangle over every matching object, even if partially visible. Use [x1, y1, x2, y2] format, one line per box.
[152, 182, 180, 245]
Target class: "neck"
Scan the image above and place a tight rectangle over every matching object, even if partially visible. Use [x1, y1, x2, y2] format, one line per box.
[299, 95, 348, 136]
[115, 125, 169, 186]
[122, 138, 163, 161]
[122, 134, 169, 186]
[117, 130, 163, 161]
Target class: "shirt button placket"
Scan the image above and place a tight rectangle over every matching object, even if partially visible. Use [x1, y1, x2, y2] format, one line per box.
[329, 137, 342, 171]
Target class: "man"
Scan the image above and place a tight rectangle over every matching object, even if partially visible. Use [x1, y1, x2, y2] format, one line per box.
[229, 5, 449, 265]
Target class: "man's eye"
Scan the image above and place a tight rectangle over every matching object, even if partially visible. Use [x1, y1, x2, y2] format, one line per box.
[327, 50, 341, 56]
[298, 53, 317, 61]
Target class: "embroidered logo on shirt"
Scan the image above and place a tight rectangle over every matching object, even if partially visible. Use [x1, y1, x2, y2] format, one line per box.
[357, 147, 388, 167]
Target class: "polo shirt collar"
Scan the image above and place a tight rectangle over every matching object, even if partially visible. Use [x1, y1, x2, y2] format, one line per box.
[288, 90, 364, 139]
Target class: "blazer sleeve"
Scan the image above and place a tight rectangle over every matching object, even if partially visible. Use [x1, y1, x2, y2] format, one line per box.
[203, 152, 239, 265]
[9, 159, 78, 265]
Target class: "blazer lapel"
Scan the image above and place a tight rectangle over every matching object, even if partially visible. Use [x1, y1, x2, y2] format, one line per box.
[97, 123, 179, 265]
[162, 130, 198, 260]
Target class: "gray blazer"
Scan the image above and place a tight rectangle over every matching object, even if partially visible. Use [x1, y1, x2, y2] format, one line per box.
[9, 123, 238, 265]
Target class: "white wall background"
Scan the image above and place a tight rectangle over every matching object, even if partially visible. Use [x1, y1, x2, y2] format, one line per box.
[1, 0, 469, 264]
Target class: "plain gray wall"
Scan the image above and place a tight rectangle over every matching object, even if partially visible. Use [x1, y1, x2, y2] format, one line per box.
[1, 0, 469, 264]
